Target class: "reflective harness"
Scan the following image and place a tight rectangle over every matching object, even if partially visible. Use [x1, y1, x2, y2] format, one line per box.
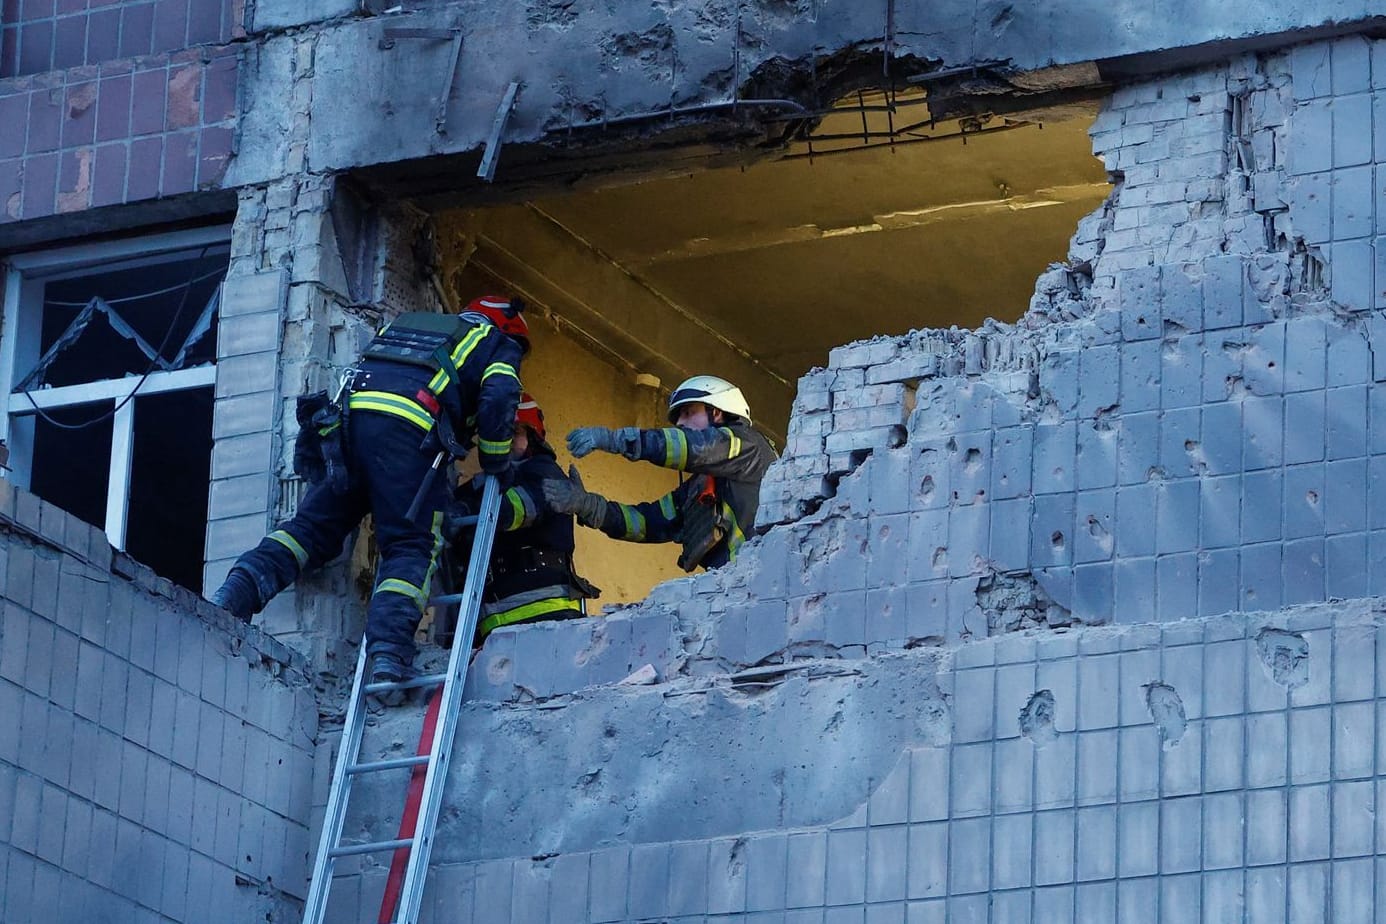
[346, 313, 515, 442]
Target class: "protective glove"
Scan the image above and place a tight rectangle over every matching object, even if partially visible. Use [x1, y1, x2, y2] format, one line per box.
[479, 459, 516, 490]
[567, 426, 642, 460]
[566, 426, 613, 458]
[542, 465, 607, 526]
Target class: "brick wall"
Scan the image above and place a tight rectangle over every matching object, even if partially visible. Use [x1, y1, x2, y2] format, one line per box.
[0, 479, 314, 922]
[0, 45, 239, 222]
[0, 0, 243, 228]
[0, 0, 243, 79]
[756, 36, 1386, 637]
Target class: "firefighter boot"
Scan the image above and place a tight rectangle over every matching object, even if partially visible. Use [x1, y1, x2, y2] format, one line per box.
[209, 568, 261, 623]
[367, 651, 411, 708]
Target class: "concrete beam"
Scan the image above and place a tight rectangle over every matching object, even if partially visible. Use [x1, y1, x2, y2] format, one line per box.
[230, 1, 1386, 187]
[452, 204, 794, 439]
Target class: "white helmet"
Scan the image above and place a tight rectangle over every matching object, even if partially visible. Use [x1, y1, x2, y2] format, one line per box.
[667, 375, 752, 425]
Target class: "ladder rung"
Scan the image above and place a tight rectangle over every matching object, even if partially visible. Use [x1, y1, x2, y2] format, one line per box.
[347, 755, 431, 775]
[302, 477, 504, 924]
[427, 592, 467, 606]
[363, 673, 446, 695]
[330, 837, 413, 858]
[454, 515, 478, 527]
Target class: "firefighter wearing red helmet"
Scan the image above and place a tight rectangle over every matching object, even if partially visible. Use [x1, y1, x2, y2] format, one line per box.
[208, 295, 527, 701]
[544, 375, 776, 571]
[467, 295, 531, 354]
[450, 392, 598, 644]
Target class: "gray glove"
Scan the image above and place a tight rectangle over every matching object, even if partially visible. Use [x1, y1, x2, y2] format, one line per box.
[542, 465, 607, 526]
[566, 426, 641, 459]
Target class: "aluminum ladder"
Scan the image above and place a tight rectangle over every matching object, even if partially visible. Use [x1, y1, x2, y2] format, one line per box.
[301, 474, 503, 924]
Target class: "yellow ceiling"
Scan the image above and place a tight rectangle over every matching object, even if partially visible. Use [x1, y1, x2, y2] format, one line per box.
[442, 103, 1109, 432]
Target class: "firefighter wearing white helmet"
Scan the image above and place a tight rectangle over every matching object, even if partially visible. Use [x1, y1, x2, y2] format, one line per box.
[544, 375, 777, 571]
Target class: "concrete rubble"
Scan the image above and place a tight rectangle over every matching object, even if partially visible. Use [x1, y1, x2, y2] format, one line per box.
[316, 37, 1386, 922]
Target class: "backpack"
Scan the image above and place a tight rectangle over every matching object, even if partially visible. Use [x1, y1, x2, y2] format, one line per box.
[360, 311, 477, 388]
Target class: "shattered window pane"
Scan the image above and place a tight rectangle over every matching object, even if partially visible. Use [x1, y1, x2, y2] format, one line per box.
[21, 248, 226, 389]
[4, 234, 230, 594]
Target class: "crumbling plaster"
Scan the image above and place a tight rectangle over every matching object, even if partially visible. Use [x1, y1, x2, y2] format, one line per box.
[316, 36, 1386, 922]
[228, 0, 1386, 190]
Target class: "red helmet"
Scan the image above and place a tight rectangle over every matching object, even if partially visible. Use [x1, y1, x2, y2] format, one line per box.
[515, 392, 545, 441]
[466, 295, 530, 354]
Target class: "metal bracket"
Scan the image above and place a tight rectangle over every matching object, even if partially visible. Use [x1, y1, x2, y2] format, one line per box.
[377, 25, 465, 134]
[477, 81, 520, 183]
[435, 30, 465, 134]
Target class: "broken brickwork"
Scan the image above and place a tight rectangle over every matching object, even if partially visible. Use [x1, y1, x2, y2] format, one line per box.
[0, 481, 313, 923]
[313, 36, 1386, 922]
[204, 171, 438, 668]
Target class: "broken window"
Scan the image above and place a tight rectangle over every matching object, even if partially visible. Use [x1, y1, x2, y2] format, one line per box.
[0, 227, 229, 592]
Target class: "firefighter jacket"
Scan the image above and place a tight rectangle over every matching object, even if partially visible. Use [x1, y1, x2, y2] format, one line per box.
[590, 422, 776, 570]
[346, 314, 523, 472]
[455, 441, 593, 641]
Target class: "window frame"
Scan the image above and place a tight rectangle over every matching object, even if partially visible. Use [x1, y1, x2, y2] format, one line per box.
[0, 225, 231, 550]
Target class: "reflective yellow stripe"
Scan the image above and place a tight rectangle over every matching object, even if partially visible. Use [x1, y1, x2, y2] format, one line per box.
[663, 428, 688, 469]
[481, 362, 520, 382]
[268, 530, 308, 568]
[478, 437, 512, 454]
[348, 391, 434, 432]
[375, 577, 424, 604]
[723, 502, 746, 560]
[417, 511, 446, 613]
[478, 597, 582, 639]
[427, 326, 488, 393]
[658, 493, 677, 519]
[619, 504, 647, 540]
[504, 489, 526, 531]
[720, 427, 742, 459]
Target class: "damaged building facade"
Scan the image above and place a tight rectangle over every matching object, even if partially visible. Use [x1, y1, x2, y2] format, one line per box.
[6, 0, 1386, 920]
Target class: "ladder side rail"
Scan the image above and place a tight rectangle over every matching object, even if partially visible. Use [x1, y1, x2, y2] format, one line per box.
[394, 474, 504, 924]
[301, 639, 373, 924]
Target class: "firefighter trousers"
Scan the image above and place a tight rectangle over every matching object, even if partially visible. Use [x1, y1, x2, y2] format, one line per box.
[229, 410, 449, 663]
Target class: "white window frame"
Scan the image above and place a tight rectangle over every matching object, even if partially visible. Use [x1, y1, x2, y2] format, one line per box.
[0, 225, 231, 550]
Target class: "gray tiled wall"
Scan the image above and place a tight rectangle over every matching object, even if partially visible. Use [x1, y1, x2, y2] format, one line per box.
[319, 35, 1386, 924]
[325, 604, 1379, 924]
[0, 480, 314, 923]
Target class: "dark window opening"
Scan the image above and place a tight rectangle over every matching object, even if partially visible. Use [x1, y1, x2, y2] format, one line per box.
[125, 388, 215, 593]
[29, 251, 224, 388]
[8, 235, 228, 594]
[29, 401, 115, 530]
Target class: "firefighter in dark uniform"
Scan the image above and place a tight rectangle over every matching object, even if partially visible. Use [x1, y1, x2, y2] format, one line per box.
[544, 375, 777, 571]
[450, 393, 597, 645]
[208, 296, 527, 690]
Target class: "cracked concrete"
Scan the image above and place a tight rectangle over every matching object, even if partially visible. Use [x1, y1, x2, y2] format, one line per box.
[1143, 681, 1187, 748]
[229, 0, 1386, 191]
[1255, 626, 1311, 689]
[309, 39, 1386, 919]
[350, 649, 952, 863]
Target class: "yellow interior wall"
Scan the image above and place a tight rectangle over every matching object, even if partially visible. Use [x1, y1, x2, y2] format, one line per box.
[504, 310, 691, 610]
